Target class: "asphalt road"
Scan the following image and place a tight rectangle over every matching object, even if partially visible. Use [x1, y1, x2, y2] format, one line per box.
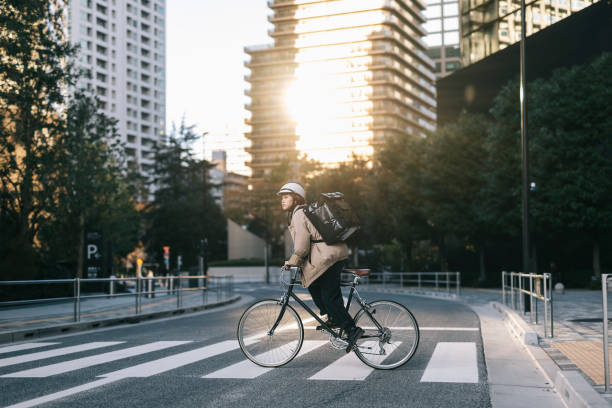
[0, 284, 491, 408]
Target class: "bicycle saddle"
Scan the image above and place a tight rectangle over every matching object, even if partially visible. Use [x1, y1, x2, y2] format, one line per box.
[344, 268, 371, 276]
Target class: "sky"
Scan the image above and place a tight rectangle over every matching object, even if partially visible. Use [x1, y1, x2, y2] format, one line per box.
[166, 1, 272, 157]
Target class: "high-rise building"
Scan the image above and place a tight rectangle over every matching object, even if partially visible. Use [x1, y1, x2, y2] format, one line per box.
[245, 0, 436, 181]
[423, 0, 462, 77]
[66, 0, 166, 174]
[460, 0, 595, 66]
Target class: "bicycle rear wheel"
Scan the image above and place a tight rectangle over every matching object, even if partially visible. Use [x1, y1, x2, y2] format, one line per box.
[353, 300, 419, 369]
[237, 299, 304, 367]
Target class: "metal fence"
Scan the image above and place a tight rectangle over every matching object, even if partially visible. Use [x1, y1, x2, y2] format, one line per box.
[501, 271, 553, 338]
[601, 274, 611, 392]
[0, 274, 234, 323]
[350, 271, 461, 296]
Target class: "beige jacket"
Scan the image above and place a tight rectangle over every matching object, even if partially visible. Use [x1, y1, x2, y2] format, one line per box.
[287, 205, 349, 288]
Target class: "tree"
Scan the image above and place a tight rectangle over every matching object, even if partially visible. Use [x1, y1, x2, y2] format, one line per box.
[144, 121, 226, 271]
[0, 0, 75, 278]
[527, 53, 612, 277]
[38, 91, 140, 278]
[373, 133, 431, 271]
[421, 113, 491, 280]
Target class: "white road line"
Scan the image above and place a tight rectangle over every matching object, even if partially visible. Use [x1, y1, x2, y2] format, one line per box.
[1, 341, 190, 378]
[4, 340, 244, 408]
[203, 340, 327, 379]
[0, 342, 123, 368]
[308, 341, 402, 381]
[420, 342, 478, 383]
[3, 377, 119, 408]
[309, 342, 377, 381]
[0, 343, 59, 354]
[100, 340, 240, 378]
[306, 326, 478, 331]
[419, 327, 479, 331]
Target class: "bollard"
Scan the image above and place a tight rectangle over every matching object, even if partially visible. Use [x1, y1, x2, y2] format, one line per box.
[602, 274, 610, 393]
[136, 277, 142, 314]
[73, 278, 81, 322]
[456, 272, 460, 297]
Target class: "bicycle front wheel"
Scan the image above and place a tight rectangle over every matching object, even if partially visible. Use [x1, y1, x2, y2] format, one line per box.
[353, 300, 419, 369]
[237, 299, 304, 367]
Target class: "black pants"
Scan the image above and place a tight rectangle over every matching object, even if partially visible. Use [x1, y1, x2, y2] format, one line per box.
[307, 261, 356, 331]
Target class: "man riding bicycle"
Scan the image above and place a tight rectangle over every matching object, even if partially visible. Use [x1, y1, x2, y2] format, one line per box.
[278, 181, 364, 352]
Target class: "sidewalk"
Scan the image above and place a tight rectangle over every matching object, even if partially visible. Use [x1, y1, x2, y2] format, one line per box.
[0, 286, 237, 341]
[458, 287, 611, 406]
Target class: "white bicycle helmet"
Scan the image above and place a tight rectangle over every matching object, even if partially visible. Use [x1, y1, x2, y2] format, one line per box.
[276, 182, 306, 201]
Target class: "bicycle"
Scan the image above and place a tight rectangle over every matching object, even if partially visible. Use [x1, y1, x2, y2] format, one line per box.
[237, 266, 420, 369]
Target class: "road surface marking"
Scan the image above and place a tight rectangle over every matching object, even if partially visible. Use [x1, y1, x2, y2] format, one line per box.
[419, 327, 479, 331]
[3, 377, 119, 408]
[1, 341, 190, 378]
[309, 342, 377, 381]
[420, 342, 478, 383]
[100, 340, 241, 378]
[203, 340, 327, 379]
[3, 340, 244, 408]
[0, 343, 59, 354]
[0, 342, 123, 368]
[308, 341, 402, 380]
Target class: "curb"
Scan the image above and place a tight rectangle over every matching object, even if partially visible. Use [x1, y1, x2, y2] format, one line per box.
[0, 295, 241, 344]
[491, 301, 539, 345]
[491, 301, 610, 408]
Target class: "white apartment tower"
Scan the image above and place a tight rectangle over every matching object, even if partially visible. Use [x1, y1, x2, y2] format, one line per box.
[67, 0, 166, 174]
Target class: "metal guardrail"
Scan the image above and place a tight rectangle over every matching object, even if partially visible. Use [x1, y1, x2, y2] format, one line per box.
[349, 271, 461, 296]
[0, 275, 234, 323]
[601, 274, 611, 392]
[502, 271, 553, 338]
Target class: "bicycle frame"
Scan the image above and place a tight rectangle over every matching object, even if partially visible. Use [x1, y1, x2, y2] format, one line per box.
[268, 267, 384, 340]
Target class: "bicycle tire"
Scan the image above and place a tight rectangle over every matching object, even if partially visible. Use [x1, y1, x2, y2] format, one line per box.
[352, 300, 419, 369]
[237, 299, 304, 368]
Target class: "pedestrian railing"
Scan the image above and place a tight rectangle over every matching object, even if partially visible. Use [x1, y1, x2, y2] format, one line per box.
[601, 274, 612, 392]
[351, 271, 461, 297]
[0, 274, 234, 323]
[501, 271, 553, 338]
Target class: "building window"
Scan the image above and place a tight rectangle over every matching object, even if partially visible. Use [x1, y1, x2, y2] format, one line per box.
[424, 5, 441, 18]
[424, 33, 442, 47]
[445, 61, 461, 71]
[443, 3, 459, 16]
[424, 19, 442, 32]
[444, 17, 459, 30]
[444, 31, 459, 45]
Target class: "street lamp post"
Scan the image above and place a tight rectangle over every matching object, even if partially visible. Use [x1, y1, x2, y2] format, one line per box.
[520, 0, 530, 277]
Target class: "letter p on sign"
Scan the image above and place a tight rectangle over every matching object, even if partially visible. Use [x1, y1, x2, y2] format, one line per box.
[87, 244, 98, 260]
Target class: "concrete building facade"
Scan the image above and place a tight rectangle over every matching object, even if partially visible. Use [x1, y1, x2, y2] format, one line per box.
[245, 0, 437, 181]
[66, 0, 166, 174]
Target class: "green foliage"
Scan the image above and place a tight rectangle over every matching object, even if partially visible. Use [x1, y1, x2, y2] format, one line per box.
[144, 121, 226, 269]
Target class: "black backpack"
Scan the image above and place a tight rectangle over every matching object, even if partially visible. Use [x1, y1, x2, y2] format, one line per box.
[303, 192, 360, 245]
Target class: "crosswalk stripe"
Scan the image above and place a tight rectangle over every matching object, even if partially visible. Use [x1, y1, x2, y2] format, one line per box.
[1, 341, 190, 378]
[100, 340, 241, 378]
[0, 343, 59, 355]
[3, 340, 242, 408]
[308, 341, 377, 381]
[0, 342, 123, 368]
[203, 340, 327, 379]
[420, 342, 478, 383]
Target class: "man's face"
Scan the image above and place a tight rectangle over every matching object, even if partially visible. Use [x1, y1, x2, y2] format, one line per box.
[280, 193, 294, 211]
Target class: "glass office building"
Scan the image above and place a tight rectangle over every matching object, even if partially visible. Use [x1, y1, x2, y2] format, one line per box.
[423, 0, 462, 77]
[460, 0, 596, 65]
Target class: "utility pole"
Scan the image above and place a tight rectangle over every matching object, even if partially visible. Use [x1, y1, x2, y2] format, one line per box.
[520, 0, 530, 276]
